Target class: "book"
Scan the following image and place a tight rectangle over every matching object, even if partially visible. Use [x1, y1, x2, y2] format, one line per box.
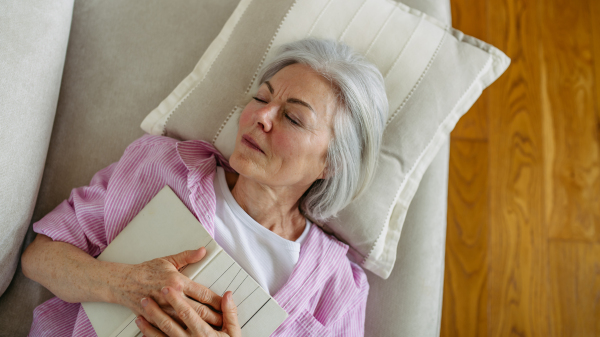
[81, 185, 288, 337]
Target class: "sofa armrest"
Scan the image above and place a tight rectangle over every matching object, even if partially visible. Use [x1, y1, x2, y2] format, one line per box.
[0, 0, 75, 296]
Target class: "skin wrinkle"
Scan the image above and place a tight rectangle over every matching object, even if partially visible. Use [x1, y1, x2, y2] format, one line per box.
[265, 80, 316, 114]
[228, 63, 338, 241]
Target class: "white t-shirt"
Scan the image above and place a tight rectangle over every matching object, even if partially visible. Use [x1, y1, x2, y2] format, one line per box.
[212, 167, 310, 296]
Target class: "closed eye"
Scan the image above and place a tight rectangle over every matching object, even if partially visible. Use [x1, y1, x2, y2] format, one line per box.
[253, 96, 301, 126]
[285, 112, 300, 126]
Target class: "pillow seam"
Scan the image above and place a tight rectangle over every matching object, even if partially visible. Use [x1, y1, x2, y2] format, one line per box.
[242, 0, 300, 96]
[383, 14, 423, 79]
[385, 28, 448, 126]
[212, 105, 240, 145]
[160, 1, 253, 136]
[338, 0, 368, 41]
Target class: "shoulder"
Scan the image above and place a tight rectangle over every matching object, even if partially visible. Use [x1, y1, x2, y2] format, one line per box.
[102, 135, 197, 242]
[116, 134, 227, 181]
[306, 223, 348, 252]
[304, 225, 369, 322]
[124, 133, 179, 153]
[112, 134, 187, 175]
[308, 224, 368, 287]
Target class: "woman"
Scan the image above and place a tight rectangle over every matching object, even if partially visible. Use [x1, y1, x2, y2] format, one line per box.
[22, 38, 388, 336]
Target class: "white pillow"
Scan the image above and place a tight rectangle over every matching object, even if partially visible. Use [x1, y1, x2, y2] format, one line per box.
[141, 0, 510, 278]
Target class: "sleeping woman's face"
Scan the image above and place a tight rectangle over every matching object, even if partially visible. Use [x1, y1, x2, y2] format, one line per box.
[229, 63, 338, 192]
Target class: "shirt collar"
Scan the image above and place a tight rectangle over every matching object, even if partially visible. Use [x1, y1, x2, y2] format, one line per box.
[174, 138, 234, 236]
[175, 139, 234, 174]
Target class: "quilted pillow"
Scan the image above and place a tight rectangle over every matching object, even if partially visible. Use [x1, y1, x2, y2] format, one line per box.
[141, 0, 510, 278]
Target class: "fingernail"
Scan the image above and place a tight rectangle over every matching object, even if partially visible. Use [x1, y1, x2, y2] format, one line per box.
[135, 318, 142, 326]
[162, 287, 169, 295]
[141, 298, 148, 307]
[227, 292, 234, 303]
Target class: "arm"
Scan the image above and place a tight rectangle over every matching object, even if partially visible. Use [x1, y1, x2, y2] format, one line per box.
[22, 235, 222, 325]
[22, 233, 126, 305]
[21, 136, 224, 327]
[22, 160, 122, 304]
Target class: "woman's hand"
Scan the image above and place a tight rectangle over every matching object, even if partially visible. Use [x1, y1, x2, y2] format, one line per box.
[112, 247, 224, 328]
[135, 288, 241, 337]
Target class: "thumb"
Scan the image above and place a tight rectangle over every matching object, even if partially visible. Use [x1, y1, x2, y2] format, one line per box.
[164, 247, 206, 270]
[221, 291, 241, 337]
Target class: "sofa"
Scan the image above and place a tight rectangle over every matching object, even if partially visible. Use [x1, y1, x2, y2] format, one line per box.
[0, 0, 451, 335]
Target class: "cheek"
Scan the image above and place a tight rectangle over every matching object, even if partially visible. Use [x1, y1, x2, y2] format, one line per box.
[272, 133, 297, 157]
[272, 131, 325, 165]
[238, 108, 253, 128]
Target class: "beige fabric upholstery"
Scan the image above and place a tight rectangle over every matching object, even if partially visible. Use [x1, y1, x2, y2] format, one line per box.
[366, 137, 450, 336]
[30, 0, 242, 225]
[0, 0, 453, 335]
[0, 0, 74, 296]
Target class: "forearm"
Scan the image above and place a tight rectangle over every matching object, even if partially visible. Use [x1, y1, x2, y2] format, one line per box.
[21, 233, 130, 304]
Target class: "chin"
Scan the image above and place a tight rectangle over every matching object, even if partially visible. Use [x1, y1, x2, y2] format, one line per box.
[229, 138, 271, 182]
[228, 148, 254, 178]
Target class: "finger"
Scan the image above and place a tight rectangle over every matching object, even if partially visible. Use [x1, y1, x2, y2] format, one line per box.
[162, 286, 215, 336]
[185, 297, 223, 327]
[164, 247, 206, 270]
[135, 316, 167, 337]
[141, 297, 187, 337]
[184, 280, 222, 312]
[160, 305, 187, 328]
[220, 291, 241, 337]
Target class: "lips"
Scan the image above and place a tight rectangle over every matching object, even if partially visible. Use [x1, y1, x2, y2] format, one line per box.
[242, 134, 264, 154]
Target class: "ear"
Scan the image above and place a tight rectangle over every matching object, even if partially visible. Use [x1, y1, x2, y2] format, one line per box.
[317, 164, 329, 180]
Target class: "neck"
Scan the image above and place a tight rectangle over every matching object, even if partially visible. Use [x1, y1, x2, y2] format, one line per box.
[225, 171, 307, 241]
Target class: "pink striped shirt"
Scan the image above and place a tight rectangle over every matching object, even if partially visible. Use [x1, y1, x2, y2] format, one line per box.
[30, 134, 369, 337]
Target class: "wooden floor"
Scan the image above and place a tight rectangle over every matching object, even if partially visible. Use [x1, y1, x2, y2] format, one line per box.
[441, 0, 600, 336]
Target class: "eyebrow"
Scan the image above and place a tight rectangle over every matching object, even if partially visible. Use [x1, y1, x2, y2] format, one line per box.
[265, 81, 274, 94]
[264, 81, 315, 113]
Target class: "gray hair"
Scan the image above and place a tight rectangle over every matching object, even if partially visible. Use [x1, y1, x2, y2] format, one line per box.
[259, 38, 388, 222]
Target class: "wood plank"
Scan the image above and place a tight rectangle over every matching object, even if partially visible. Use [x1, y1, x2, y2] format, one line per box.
[540, 0, 600, 242]
[487, 0, 554, 335]
[548, 241, 600, 336]
[592, 0, 600, 146]
[449, 0, 488, 141]
[441, 139, 489, 337]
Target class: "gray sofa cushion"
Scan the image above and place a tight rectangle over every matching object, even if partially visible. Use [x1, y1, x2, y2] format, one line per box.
[0, 0, 74, 296]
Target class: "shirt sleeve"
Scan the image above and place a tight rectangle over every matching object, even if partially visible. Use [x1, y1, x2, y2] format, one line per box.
[32, 134, 181, 258]
[329, 261, 370, 337]
[32, 161, 118, 258]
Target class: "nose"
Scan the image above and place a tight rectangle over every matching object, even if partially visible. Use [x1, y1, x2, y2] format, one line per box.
[255, 103, 276, 132]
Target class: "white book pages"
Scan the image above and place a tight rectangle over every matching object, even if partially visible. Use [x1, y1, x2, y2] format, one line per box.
[81, 185, 288, 337]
